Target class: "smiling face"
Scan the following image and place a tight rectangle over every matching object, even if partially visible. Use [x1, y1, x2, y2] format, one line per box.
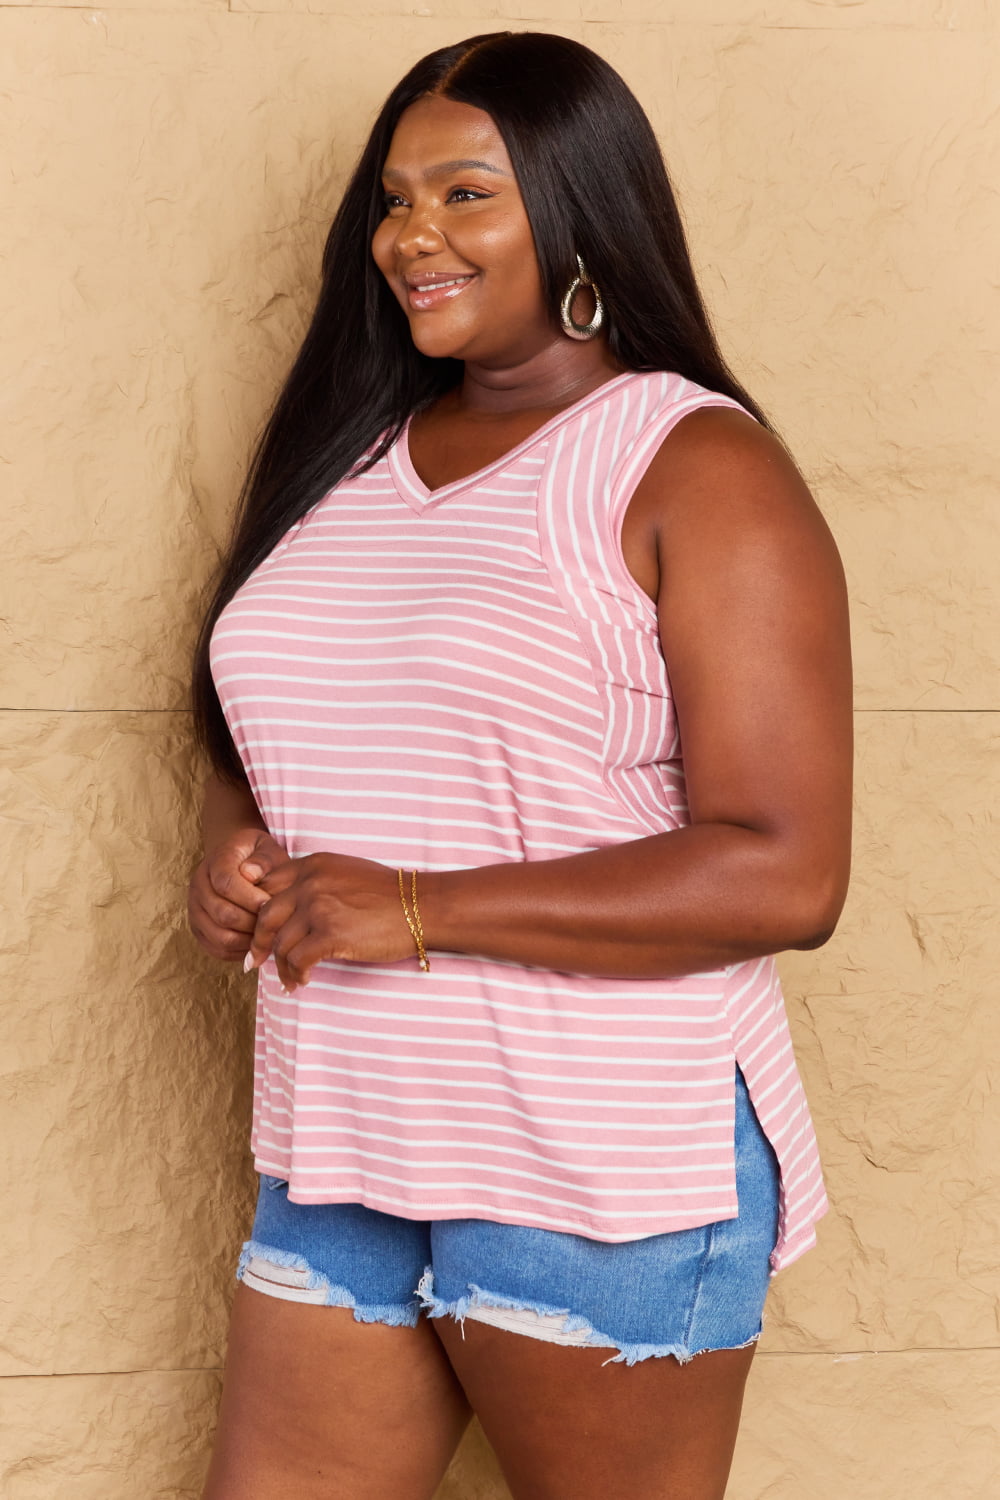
[371, 95, 553, 366]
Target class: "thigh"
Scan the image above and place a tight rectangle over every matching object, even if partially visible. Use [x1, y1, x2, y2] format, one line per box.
[422, 1069, 778, 1497]
[204, 1284, 471, 1500]
[434, 1316, 754, 1500]
[203, 1184, 470, 1500]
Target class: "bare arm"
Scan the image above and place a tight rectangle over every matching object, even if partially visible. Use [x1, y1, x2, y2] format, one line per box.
[251, 408, 853, 989]
[421, 408, 853, 977]
[201, 771, 267, 854]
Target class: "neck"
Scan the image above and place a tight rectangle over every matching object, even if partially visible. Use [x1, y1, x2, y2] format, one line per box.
[456, 337, 623, 417]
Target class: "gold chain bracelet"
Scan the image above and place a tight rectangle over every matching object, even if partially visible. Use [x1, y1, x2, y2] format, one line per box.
[397, 868, 430, 972]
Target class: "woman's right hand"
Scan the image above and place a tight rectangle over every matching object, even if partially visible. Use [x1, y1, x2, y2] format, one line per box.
[187, 828, 288, 962]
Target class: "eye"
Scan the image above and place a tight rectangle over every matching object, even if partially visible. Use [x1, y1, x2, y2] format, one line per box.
[382, 192, 408, 213]
[448, 187, 492, 204]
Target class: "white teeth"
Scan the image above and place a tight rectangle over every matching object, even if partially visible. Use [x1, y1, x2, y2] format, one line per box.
[413, 277, 469, 292]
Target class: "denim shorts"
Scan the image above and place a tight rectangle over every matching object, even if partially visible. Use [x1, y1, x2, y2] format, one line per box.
[236, 1069, 779, 1367]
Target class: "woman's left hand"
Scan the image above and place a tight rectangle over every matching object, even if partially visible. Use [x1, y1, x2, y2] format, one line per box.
[245, 853, 419, 991]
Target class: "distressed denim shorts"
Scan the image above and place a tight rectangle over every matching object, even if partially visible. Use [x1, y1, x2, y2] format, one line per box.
[236, 1069, 779, 1366]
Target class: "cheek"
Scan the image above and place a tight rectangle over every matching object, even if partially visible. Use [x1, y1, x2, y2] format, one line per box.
[506, 218, 545, 297]
[508, 243, 547, 310]
[476, 220, 545, 305]
[371, 221, 396, 279]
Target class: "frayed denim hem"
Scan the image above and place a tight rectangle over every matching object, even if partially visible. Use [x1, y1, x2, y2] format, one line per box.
[414, 1268, 762, 1367]
[601, 1330, 762, 1367]
[237, 1239, 420, 1328]
[415, 1269, 608, 1341]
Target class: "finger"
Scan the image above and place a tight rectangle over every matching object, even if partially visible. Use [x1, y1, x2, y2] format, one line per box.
[188, 909, 253, 963]
[197, 892, 257, 935]
[209, 861, 272, 913]
[190, 864, 263, 930]
[209, 933, 253, 962]
[245, 892, 298, 972]
[279, 932, 334, 992]
[257, 860, 302, 898]
[240, 833, 289, 885]
[271, 918, 315, 993]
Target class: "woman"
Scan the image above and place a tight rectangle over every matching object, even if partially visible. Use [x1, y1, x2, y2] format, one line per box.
[188, 31, 852, 1500]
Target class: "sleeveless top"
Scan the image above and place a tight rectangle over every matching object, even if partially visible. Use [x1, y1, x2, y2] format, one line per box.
[211, 369, 827, 1271]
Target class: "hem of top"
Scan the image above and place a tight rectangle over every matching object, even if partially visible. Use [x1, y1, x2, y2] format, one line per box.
[249, 1169, 751, 1244]
[768, 1195, 829, 1276]
[245, 1183, 826, 1269]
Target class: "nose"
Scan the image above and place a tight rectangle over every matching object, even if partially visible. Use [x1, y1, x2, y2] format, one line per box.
[390, 200, 447, 261]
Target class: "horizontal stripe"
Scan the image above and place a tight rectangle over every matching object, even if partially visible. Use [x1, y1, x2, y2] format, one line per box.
[272, 987, 724, 1023]
[220, 686, 604, 743]
[250, 1147, 733, 1195]
[254, 1087, 737, 1130]
[236, 726, 606, 769]
[215, 648, 602, 703]
[282, 1027, 730, 1063]
[267, 1000, 727, 1048]
[230, 715, 603, 764]
[263, 1123, 734, 1154]
[237, 581, 571, 615]
[311, 514, 541, 535]
[216, 611, 582, 650]
[258, 1123, 735, 1167]
[241, 773, 637, 827]
[214, 369, 826, 1267]
[256, 1038, 736, 1082]
[254, 1058, 734, 1107]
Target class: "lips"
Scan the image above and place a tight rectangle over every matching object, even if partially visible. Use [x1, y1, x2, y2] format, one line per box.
[404, 273, 477, 312]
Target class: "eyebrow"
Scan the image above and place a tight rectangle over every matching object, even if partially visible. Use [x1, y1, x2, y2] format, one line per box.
[382, 158, 510, 183]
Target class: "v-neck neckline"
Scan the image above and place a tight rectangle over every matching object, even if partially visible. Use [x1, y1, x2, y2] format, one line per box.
[388, 370, 639, 513]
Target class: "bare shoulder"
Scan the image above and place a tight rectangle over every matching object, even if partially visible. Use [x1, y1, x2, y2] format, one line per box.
[644, 405, 817, 524]
[633, 405, 844, 589]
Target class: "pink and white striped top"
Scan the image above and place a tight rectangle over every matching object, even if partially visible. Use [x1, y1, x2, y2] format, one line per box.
[212, 370, 827, 1270]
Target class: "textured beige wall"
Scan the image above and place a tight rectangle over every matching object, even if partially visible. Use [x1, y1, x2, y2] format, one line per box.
[2, 2, 997, 1495]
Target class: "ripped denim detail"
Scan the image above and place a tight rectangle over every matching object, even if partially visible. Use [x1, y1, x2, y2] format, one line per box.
[414, 1269, 761, 1367]
[237, 1239, 420, 1328]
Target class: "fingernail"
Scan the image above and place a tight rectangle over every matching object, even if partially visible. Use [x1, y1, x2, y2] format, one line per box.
[243, 951, 257, 974]
[242, 863, 263, 881]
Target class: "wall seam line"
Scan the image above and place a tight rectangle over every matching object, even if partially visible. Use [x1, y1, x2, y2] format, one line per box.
[5, 1346, 1000, 1378]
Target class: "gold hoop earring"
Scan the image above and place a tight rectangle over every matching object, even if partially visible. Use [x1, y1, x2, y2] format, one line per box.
[560, 255, 605, 341]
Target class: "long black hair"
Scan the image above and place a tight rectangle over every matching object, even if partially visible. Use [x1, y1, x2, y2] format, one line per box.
[193, 30, 770, 781]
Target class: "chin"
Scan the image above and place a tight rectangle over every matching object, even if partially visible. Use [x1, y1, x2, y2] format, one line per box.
[408, 323, 474, 362]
